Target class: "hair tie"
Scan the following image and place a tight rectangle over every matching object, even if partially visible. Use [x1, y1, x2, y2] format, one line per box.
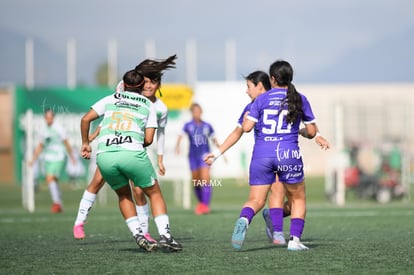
[125, 79, 145, 88]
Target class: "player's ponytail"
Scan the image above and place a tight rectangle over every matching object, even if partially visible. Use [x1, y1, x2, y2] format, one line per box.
[135, 54, 177, 77]
[285, 82, 302, 124]
[269, 60, 302, 124]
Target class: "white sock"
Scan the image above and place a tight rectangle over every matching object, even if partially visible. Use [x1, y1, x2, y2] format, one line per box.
[136, 203, 149, 234]
[74, 190, 97, 225]
[48, 181, 62, 204]
[154, 214, 171, 238]
[126, 216, 142, 236]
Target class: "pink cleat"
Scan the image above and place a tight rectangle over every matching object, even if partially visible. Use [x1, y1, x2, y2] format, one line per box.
[144, 233, 157, 243]
[73, 223, 86, 240]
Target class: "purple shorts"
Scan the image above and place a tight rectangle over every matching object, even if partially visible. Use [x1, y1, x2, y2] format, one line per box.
[189, 153, 209, 171]
[249, 157, 304, 185]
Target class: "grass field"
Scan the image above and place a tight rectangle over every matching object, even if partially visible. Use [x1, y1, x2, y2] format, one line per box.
[1, 177, 413, 274]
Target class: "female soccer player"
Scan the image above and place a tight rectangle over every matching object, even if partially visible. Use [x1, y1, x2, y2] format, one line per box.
[205, 71, 329, 246]
[232, 60, 327, 251]
[175, 103, 221, 215]
[29, 109, 76, 213]
[73, 61, 169, 242]
[204, 71, 271, 164]
[80, 56, 182, 252]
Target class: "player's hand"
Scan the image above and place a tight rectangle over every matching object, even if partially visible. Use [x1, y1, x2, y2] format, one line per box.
[204, 153, 215, 165]
[81, 144, 92, 159]
[175, 146, 180, 155]
[316, 136, 330, 150]
[158, 161, 166, 176]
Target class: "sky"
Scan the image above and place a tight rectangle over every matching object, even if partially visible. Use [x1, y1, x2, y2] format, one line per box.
[1, 0, 414, 85]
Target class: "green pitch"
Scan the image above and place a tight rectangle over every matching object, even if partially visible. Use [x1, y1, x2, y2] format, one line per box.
[1, 178, 413, 274]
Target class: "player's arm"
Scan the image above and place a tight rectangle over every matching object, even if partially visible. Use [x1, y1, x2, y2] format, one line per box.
[312, 124, 330, 150]
[242, 111, 256, 132]
[29, 143, 44, 166]
[144, 128, 156, 147]
[156, 127, 166, 175]
[80, 109, 99, 159]
[144, 103, 158, 147]
[175, 134, 183, 155]
[205, 127, 243, 165]
[299, 122, 317, 139]
[63, 139, 76, 164]
[88, 125, 101, 142]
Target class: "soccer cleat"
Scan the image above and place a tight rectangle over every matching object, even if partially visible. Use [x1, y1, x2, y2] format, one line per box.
[194, 203, 210, 215]
[272, 231, 286, 245]
[73, 223, 86, 240]
[287, 236, 309, 251]
[159, 234, 183, 252]
[231, 217, 248, 250]
[262, 208, 273, 242]
[51, 203, 63, 213]
[144, 233, 157, 243]
[134, 234, 158, 252]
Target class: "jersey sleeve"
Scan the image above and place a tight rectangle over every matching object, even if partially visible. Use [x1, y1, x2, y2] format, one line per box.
[246, 96, 261, 123]
[300, 94, 316, 124]
[91, 95, 114, 116]
[157, 100, 168, 128]
[237, 103, 252, 127]
[156, 127, 165, 155]
[35, 127, 47, 145]
[146, 102, 158, 128]
[181, 122, 188, 136]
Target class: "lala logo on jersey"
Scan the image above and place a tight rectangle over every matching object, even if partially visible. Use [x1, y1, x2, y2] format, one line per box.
[106, 135, 132, 146]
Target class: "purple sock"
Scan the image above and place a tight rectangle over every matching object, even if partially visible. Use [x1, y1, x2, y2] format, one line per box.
[269, 208, 284, 232]
[239, 207, 255, 224]
[290, 218, 305, 239]
[200, 185, 212, 205]
[194, 186, 202, 202]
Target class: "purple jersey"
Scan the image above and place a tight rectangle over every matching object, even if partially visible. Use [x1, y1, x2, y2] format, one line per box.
[237, 102, 253, 127]
[246, 88, 315, 159]
[182, 120, 215, 157]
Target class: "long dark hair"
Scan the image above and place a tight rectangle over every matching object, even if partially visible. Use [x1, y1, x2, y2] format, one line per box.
[123, 69, 145, 93]
[123, 54, 177, 93]
[135, 54, 177, 84]
[244, 71, 271, 91]
[269, 60, 302, 124]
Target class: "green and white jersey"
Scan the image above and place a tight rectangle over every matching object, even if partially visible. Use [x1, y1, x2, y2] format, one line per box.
[116, 80, 168, 155]
[92, 91, 158, 154]
[39, 123, 67, 162]
[154, 98, 168, 128]
[154, 98, 168, 155]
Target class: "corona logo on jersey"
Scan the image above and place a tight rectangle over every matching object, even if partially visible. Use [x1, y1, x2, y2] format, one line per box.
[156, 84, 193, 110]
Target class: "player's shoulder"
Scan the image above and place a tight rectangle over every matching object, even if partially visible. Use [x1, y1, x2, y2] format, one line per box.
[243, 101, 253, 111]
[99, 93, 118, 103]
[203, 120, 214, 128]
[183, 120, 192, 128]
[154, 98, 168, 112]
